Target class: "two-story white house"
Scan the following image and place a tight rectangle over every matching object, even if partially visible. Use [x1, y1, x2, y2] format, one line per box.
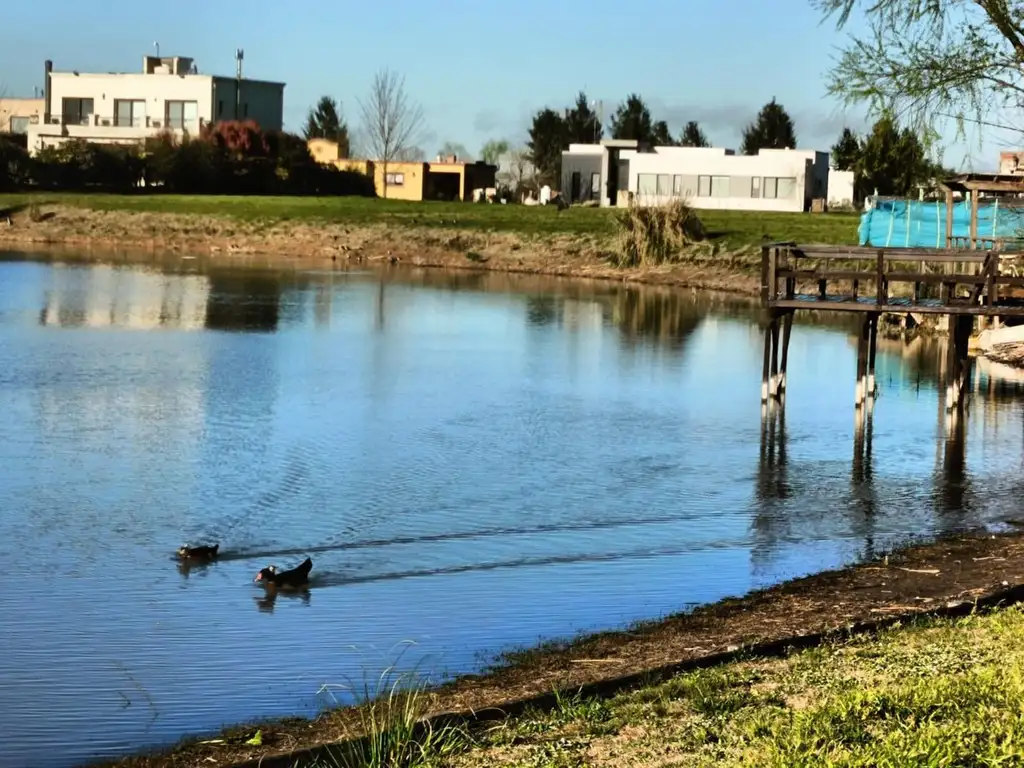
[26, 55, 285, 155]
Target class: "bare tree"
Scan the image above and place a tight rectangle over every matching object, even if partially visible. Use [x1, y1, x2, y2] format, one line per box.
[498, 147, 538, 199]
[358, 68, 426, 198]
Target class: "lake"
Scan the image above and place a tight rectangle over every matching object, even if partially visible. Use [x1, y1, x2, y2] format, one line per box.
[2, 250, 1023, 768]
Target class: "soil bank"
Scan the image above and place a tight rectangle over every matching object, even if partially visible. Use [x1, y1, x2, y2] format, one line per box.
[0, 203, 763, 296]
[87, 526, 1024, 768]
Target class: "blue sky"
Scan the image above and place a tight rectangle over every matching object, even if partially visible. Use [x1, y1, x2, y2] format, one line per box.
[0, 0, 1012, 169]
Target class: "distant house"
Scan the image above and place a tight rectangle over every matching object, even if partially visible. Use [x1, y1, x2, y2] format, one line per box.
[308, 139, 497, 201]
[25, 54, 285, 155]
[0, 97, 43, 135]
[561, 140, 838, 212]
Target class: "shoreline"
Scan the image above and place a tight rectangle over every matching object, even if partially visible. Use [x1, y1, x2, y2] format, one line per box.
[89, 526, 1024, 768]
[0, 202, 765, 297]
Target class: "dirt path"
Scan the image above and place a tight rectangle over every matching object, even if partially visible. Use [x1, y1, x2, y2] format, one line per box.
[89, 528, 1024, 768]
[0, 204, 762, 296]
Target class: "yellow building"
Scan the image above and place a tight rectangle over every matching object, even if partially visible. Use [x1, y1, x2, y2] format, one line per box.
[0, 97, 43, 135]
[308, 138, 496, 201]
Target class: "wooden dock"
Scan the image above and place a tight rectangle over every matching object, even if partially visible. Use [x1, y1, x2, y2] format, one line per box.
[759, 243, 1024, 412]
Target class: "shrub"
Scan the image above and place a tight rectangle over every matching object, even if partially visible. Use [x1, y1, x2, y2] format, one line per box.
[611, 199, 707, 268]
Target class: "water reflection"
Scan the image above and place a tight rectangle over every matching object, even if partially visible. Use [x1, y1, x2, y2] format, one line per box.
[205, 272, 282, 332]
[254, 589, 312, 614]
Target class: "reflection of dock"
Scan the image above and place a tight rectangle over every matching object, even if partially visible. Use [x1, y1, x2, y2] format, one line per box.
[39, 265, 210, 330]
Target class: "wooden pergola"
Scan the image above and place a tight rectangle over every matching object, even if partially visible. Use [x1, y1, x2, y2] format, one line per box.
[938, 173, 1024, 250]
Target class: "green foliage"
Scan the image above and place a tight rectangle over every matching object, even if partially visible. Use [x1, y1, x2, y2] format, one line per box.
[304, 95, 351, 158]
[610, 94, 654, 143]
[565, 92, 602, 144]
[831, 127, 861, 171]
[651, 120, 674, 147]
[527, 108, 569, 185]
[479, 139, 509, 166]
[5, 124, 375, 197]
[679, 121, 710, 148]
[815, 0, 1021, 141]
[741, 98, 797, 155]
[856, 113, 939, 199]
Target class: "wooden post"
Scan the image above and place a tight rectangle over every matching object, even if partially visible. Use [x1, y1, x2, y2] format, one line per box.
[867, 313, 879, 399]
[769, 316, 781, 399]
[855, 314, 869, 408]
[969, 189, 979, 250]
[761, 315, 774, 404]
[945, 315, 958, 411]
[955, 315, 972, 411]
[876, 250, 887, 307]
[760, 244, 770, 304]
[778, 311, 794, 401]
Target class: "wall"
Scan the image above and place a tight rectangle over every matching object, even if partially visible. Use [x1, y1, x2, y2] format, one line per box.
[0, 97, 43, 133]
[212, 78, 285, 130]
[828, 169, 856, 209]
[308, 138, 342, 164]
[560, 146, 603, 203]
[47, 72, 216, 126]
[622, 146, 812, 212]
[336, 159, 425, 200]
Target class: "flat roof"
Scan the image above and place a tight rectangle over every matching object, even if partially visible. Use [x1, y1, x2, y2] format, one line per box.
[940, 173, 1024, 193]
[50, 69, 285, 87]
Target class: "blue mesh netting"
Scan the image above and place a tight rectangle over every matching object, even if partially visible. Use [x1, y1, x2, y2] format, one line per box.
[858, 199, 1024, 248]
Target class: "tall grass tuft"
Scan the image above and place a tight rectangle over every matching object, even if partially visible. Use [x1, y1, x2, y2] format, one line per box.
[611, 199, 707, 268]
[311, 665, 467, 768]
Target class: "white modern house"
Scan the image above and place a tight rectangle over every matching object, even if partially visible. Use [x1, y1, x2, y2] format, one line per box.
[25, 54, 285, 155]
[561, 140, 842, 212]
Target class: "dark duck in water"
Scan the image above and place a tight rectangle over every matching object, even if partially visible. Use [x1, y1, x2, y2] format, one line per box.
[177, 543, 220, 561]
[254, 557, 313, 589]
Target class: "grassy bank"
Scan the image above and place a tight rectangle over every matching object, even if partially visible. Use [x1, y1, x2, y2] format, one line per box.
[0, 194, 860, 295]
[92, 530, 1024, 768]
[436, 606, 1024, 767]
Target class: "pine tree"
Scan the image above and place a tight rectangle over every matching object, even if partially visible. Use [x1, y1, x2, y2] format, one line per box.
[740, 98, 797, 155]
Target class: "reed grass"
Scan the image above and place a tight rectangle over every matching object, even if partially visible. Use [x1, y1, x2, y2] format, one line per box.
[611, 200, 710, 268]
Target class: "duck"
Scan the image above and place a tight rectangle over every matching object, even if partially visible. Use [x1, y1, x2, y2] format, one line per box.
[254, 557, 313, 589]
[177, 543, 220, 561]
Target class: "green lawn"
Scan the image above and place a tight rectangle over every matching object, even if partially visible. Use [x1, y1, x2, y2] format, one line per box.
[0, 193, 862, 249]
[309, 605, 1024, 768]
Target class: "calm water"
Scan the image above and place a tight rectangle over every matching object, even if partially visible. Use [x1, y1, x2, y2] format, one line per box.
[2, 251, 1024, 768]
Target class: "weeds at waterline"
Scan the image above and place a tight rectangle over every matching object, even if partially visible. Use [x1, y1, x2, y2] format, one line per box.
[611, 200, 710, 268]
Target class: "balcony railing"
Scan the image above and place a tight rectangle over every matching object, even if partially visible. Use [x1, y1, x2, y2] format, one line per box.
[42, 114, 204, 132]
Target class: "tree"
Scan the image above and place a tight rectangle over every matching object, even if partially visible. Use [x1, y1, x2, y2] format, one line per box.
[815, 0, 1023, 141]
[741, 98, 797, 155]
[855, 113, 933, 199]
[497, 147, 538, 196]
[565, 91, 602, 144]
[651, 120, 674, 146]
[358, 68, 426, 198]
[831, 127, 861, 171]
[679, 121, 710, 148]
[480, 139, 509, 165]
[527, 108, 568, 185]
[303, 96, 350, 158]
[437, 141, 472, 161]
[610, 94, 653, 143]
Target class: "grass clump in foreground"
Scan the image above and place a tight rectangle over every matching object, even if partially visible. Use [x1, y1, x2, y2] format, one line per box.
[307, 605, 1024, 767]
[611, 200, 709, 268]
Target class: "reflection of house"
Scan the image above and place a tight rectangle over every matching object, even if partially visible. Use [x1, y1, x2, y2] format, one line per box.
[308, 139, 497, 201]
[561, 139, 834, 212]
[0, 97, 43, 134]
[26, 55, 285, 155]
[40, 265, 210, 330]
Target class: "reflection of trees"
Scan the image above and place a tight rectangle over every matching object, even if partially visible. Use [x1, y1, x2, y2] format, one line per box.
[204, 271, 282, 332]
[609, 288, 704, 353]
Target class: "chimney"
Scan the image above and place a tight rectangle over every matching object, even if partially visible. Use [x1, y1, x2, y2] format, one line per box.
[43, 60, 53, 123]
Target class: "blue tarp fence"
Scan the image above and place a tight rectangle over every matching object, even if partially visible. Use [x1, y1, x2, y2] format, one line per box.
[858, 198, 1024, 248]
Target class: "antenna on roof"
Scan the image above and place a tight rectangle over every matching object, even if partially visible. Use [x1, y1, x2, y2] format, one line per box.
[154, 41, 160, 58]
[235, 48, 244, 80]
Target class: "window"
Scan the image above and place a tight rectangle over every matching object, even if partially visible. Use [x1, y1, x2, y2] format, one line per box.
[672, 175, 683, 197]
[386, 172, 405, 186]
[590, 172, 600, 198]
[218, 100, 224, 118]
[637, 173, 657, 195]
[114, 99, 146, 127]
[697, 175, 711, 197]
[9, 116, 29, 134]
[165, 100, 199, 129]
[764, 177, 797, 199]
[750, 177, 761, 198]
[61, 98, 93, 126]
[656, 174, 671, 196]
[710, 176, 730, 198]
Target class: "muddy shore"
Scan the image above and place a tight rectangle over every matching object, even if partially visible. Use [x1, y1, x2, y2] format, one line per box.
[0, 203, 764, 296]
[86, 527, 1024, 768]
